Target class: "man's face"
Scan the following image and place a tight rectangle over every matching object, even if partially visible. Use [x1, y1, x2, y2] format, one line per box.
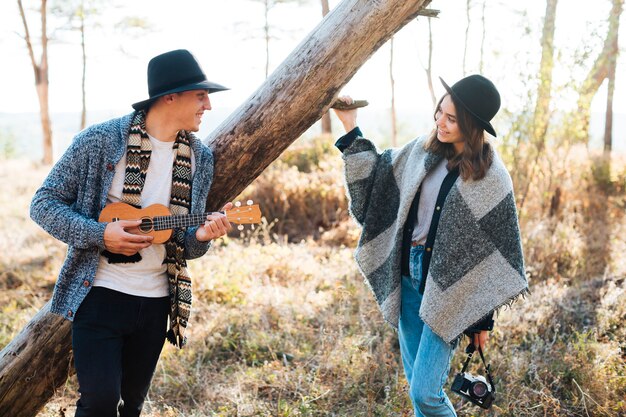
[171, 89, 212, 132]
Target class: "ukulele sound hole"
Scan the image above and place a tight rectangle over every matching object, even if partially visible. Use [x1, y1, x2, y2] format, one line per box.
[139, 218, 154, 233]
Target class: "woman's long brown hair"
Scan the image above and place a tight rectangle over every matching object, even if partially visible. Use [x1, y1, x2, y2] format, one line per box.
[424, 93, 493, 181]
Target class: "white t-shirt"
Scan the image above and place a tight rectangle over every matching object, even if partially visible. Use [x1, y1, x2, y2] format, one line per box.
[411, 159, 449, 245]
[94, 134, 195, 297]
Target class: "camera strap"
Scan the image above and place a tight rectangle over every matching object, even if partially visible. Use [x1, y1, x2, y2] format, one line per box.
[462, 343, 497, 393]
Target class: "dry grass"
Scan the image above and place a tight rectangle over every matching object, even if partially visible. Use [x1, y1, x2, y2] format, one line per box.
[236, 136, 349, 242]
[0, 137, 625, 416]
[512, 144, 626, 282]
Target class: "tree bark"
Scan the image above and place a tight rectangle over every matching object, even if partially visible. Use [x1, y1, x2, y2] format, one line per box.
[532, 0, 557, 148]
[575, 0, 623, 142]
[518, 0, 558, 210]
[80, 0, 87, 131]
[479, 0, 486, 73]
[320, 0, 332, 135]
[0, 302, 73, 417]
[264, 0, 270, 78]
[18, 0, 54, 165]
[36, 72, 53, 165]
[39, 0, 53, 165]
[390, 37, 397, 147]
[424, 17, 436, 108]
[320, 0, 329, 15]
[463, 0, 471, 76]
[603, 57, 615, 155]
[603, 0, 622, 155]
[205, 0, 435, 210]
[0, 0, 434, 415]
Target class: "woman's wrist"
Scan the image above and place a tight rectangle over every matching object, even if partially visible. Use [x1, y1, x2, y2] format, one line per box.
[343, 122, 357, 133]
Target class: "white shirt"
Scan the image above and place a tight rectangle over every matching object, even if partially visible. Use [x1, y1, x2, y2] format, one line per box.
[94, 134, 195, 297]
[411, 159, 449, 245]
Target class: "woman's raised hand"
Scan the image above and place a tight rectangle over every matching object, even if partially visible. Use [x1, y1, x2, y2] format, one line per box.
[332, 95, 358, 133]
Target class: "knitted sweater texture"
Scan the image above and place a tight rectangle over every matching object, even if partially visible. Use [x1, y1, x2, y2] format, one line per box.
[30, 113, 214, 321]
[343, 135, 528, 343]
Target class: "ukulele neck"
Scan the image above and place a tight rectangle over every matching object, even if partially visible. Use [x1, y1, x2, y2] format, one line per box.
[152, 212, 216, 231]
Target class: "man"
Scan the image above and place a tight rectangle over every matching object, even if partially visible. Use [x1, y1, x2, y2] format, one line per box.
[30, 49, 231, 417]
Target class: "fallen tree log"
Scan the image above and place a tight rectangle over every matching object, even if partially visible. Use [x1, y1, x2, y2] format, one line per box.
[205, 0, 436, 209]
[0, 302, 72, 416]
[0, 0, 435, 415]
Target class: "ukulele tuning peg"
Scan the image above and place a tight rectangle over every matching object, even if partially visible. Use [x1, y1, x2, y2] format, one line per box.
[235, 201, 242, 207]
[246, 200, 254, 206]
[238, 225, 244, 231]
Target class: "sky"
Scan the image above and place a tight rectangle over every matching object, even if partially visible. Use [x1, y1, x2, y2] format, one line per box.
[0, 0, 624, 149]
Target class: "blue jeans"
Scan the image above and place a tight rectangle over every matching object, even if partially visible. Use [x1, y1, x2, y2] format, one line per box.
[72, 287, 169, 417]
[398, 245, 457, 417]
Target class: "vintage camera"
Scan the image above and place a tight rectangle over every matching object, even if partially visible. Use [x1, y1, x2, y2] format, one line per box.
[451, 343, 496, 409]
[451, 371, 495, 409]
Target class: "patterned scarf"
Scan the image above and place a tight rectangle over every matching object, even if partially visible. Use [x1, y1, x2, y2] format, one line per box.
[121, 110, 194, 348]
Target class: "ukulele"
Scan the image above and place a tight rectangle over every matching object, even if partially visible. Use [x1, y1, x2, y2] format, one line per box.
[98, 201, 262, 244]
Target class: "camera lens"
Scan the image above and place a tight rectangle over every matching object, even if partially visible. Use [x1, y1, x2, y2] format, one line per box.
[471, 381, 488, 398]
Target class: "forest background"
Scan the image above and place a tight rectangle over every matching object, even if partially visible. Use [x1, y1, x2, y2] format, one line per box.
[0, 0, 625, 416]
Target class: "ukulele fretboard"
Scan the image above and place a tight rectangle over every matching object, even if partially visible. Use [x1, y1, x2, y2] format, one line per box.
[152, 212, 217, 231]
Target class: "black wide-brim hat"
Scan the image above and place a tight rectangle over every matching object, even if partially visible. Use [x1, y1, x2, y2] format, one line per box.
[439, 75, 500, 137]
[132, 49, 229, 110]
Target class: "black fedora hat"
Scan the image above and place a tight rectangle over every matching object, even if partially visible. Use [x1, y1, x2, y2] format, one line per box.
[132, 49, 229, 110]
[439, 75, 500, 137]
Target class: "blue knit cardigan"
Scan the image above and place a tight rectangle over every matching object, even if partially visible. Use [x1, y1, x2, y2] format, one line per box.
[30, 113, 214, 320]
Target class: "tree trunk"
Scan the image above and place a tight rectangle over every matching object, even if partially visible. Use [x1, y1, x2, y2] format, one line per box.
[0, 302, 73, 417]
[321, 0, 329, 15]
[320, 105, 333, 135]
[320, 0, 332, 135]
[205, 0, 434, 210]
[575, 0, 623, 142]
[532, 0, 557, 148]
[18, 0, 54, 165]
[40, 0, 53, 165]
[425, 17, 436, 108]
[0, 1, 434, 415]
[80, 0, 87, 131]
[463, 0, 471, 76]
[264, 0, 270, 78]
[390, 37, 397, 147]
[603, 58, 615, 155]
[479, 0, 486, 73]
[518, 0, 558, 210]
[36, 73, 53, 165]
[603, 0, 621, 155]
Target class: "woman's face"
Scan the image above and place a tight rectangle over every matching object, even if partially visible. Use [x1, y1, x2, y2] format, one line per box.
[435, 95, 464, 153]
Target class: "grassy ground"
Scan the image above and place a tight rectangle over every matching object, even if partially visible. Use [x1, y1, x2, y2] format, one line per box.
[1, 141, 625, 417]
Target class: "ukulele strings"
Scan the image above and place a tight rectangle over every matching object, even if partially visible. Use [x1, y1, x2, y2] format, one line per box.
[150, 206, 257, 231]
[152, 213, 215, 231]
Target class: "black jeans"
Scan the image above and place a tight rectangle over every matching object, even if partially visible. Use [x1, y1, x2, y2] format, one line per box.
[72, 286, 170, 417]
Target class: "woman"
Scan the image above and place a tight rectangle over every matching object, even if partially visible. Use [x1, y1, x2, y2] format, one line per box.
[332, 75, 528, 416]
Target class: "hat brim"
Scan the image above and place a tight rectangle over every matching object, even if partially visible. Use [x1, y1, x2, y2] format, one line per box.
[439, 77, 497, 137]
[132, 80, 229, 110]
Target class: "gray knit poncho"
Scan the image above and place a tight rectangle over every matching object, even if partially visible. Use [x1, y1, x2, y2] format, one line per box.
[343, 135, 528, 343]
